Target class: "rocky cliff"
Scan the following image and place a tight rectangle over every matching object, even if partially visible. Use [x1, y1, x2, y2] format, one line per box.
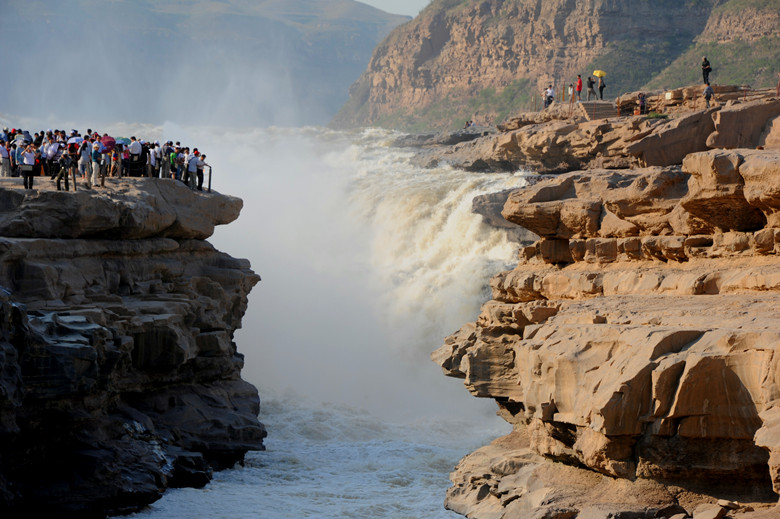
[408, 86, 780, 174]
[0, 179, 264, 517]
[332, 0, 780, 131]
[432, 92, 780, 518]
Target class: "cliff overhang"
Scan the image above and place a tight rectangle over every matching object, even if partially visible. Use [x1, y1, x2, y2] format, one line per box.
[0, 178, 264, 517]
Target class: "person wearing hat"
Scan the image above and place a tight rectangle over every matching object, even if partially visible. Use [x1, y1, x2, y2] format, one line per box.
[91, 142, 103, 187]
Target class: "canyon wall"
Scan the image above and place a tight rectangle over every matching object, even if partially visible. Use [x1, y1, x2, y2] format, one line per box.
[434, 150, 780, 518]
[432, 94, 780, 518]
[0, 179, 264, 517]
[332, 0, 780, 131]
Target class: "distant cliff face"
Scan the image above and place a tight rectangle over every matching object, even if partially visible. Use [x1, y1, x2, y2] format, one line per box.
[0, 0, 409, 127]
[332, 0, 780, 131]
[0, 180, 264, 517]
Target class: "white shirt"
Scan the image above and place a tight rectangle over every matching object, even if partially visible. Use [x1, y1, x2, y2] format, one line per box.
[129, 140, 142, 155]
[46, 142, 60, 160]
[22, 151, 35, 165]
[149, 147, 157, 166]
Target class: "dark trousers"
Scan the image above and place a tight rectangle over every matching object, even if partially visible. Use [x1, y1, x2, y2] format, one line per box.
[56, 166, 69, 191]
[48, 159, 58, 179]
[23, 171, 35, 189]
[22, 164, 37, 189]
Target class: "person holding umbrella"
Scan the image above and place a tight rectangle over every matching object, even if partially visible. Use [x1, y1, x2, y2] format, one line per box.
[592, 70, 607, 99]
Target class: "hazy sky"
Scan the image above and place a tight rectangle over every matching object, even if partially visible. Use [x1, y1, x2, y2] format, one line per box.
[361, 0, 430, 16]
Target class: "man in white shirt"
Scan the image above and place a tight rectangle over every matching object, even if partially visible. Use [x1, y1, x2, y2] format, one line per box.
[128, 136, 142, 176]
[78, 140, 92, 189]
[21, 143, 38, 189]
[47, 140, 61, 180]
[0, 140, 10, 178]
[147, 142, 157, 177]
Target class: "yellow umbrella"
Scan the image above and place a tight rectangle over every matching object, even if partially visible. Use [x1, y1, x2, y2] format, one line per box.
[593, 70, 606, 78]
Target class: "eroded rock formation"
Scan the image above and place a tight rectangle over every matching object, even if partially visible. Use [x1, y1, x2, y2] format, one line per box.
[408, 92, 780, 175]
[433, 150, 780, 518]
[0, 179, 264, 517]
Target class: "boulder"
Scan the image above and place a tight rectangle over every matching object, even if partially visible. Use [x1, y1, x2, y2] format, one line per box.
[626, 109, 717, 167]
[681, 150, 766, 232]
[706, 98, 780, 149]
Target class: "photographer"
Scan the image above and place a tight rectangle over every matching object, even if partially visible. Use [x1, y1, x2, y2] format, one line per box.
[20, 143, 38, 189]
[56, 148, 75, 191]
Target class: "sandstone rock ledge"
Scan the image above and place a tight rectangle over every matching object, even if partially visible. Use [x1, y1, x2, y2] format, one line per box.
[0, 178, 265, 518]
[433, 149, 780, 519]
[410, 90, 780, 175]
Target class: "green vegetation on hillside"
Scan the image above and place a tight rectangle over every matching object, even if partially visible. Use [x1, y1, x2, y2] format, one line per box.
[646, 35, 780, 90]
[584, 33, 699, 98]
[713, 0, 780, 12]
[369, 78, 536, 132]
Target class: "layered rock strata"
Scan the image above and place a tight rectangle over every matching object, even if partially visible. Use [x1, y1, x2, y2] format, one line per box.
[433, 149, 780, 518]
[332, 0, 780, 131]
[0, 179, 264, 517]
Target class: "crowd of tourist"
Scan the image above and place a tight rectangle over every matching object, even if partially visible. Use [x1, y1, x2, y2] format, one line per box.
[0, 126, 210, 192]
[543, 73, 607, 109]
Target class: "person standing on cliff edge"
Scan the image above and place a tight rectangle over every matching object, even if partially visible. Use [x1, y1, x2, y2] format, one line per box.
[576, 75, 583, 102]
[703, 83, 715, 108]
[598, 77, 606, 100]
[587, 76, 596, 100]
[702, 57, 712, 85]
[0, 140, 10, 178]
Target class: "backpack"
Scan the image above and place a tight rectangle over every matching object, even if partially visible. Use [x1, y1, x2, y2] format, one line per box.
[67, 140, 80, 155]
